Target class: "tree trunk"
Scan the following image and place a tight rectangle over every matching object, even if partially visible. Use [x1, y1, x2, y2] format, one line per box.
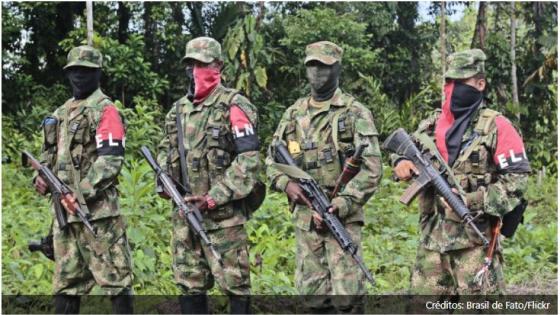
[532, 2, 544, 54]
[510, 2, 520, 120]
[86, 1, 93, 46]
[493, 3, 501, 33]
[440, 1, 447, 88]
[170, 2, 185, 32]
[143, 2, 158, 67]
[471, 2, 487, 49]
[117, 2, 130, 44]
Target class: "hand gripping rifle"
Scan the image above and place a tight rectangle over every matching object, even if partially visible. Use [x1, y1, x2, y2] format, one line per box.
[140, 146, 222, 264]
[22, 151, 97, 236]
[273, 143, 376, 286]
[382, 128, 489, 246]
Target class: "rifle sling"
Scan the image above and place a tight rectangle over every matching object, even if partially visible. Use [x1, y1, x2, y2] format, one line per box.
[176, 102, 189, 189]
[64, 106, 90, 215]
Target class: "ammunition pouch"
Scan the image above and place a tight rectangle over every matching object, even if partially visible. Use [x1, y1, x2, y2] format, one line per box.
[42, 116, 58, 149]
[42, 116, 58, 165]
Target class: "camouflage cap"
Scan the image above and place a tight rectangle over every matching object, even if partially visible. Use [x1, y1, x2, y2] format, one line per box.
[304, 41, 343, 65]
[182, 37, 222, 64]
[444, 49, 487, 79]
[63, 45, 103, 69]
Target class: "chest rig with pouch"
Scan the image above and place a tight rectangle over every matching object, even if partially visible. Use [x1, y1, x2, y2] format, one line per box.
[279, 94, 358, 190]
[454, 109, 527, 238]
[452, 108, 500, 194]
[42, 92, 114, 215]
[172, 88, 264, 220]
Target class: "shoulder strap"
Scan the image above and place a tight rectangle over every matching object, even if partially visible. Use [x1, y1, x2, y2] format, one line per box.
[175, 102, 189, 189]
[217, 88, 239, 109]
[330, 96, 355, 153]
[474, 108, 500, 135]
[456, 109, 500, 163]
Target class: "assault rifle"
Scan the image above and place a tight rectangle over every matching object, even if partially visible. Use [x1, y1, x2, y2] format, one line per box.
[274, 143, 376, 286]
[22, 151, 97, 236]
[382, 128, 489, 246]
[140, 146, 222, 263]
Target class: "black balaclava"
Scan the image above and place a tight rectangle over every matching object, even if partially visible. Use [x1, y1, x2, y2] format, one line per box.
[66, 67, 102, 100]
[306, 61, 341, 101]
[445, 81, 484, 166]
[186, 66, 195, 102]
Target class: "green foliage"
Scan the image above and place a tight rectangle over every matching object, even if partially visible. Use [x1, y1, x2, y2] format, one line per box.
[59, 30, 170, 107]
[2, 163, 55, 294]
[119, 98, 165, 160]
[118, 158, 178, 294]
[246, 192, 297, 294]
[222, 14, 269, 97]
[280, 8, 380, 87]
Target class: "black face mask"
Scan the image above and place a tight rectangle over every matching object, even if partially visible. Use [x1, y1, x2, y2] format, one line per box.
[66, 67, 101, 100]
[306, 61, 341, 101]
[186, 66, 195, 102]
[445, 81, 484, 166]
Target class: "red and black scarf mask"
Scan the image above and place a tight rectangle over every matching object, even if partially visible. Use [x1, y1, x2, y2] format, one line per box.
[435, 81, 484, 166]
[435, 80, 530, 172]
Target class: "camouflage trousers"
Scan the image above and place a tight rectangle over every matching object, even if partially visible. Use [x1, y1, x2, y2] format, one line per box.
[171, 212, 250, 295]
[410, 244, 505, 295]
[295, 222, 365, 313]
[53, 215, 133, 295]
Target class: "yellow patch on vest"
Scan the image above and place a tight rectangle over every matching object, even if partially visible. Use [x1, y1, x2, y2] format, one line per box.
[288, 140, 301, 154]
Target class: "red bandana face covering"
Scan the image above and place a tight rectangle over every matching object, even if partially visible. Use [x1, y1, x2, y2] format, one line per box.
[435, 81, 530, 172]
[435, 81, 483, 166]
[193, 66, 221, 104]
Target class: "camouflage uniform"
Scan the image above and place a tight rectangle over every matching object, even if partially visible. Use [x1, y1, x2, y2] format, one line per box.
[266, 42, 382, 312]
[157, 37, 259, 296]
[392, 49, 530, 295]
[39, 46, 133, 296]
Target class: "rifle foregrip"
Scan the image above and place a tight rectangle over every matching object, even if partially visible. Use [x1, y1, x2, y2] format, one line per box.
[431, 175, 469, 219]
[324, 212, 353, 250]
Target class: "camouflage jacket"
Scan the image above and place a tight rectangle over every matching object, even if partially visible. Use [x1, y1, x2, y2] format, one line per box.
[266, 88, 382, 231]
[40, 88, 126, 223]
[157, 84, 260, 231]
[392, 104, 530, 252]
